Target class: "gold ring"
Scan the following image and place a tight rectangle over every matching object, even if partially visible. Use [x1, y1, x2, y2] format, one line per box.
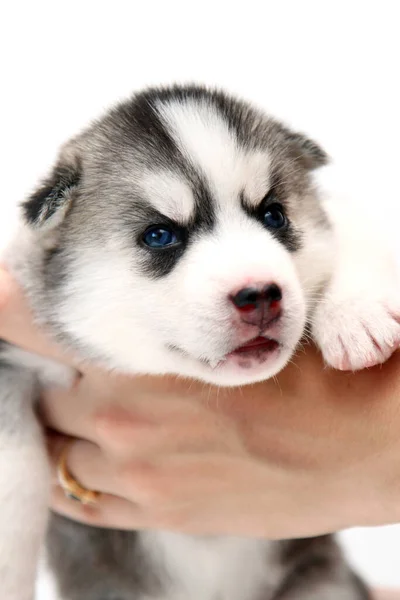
[57, 439, 100, 505]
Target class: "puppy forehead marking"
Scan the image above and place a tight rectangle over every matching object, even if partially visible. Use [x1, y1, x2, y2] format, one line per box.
[139, 171, 195, 222]
[156, 99, 272, 207]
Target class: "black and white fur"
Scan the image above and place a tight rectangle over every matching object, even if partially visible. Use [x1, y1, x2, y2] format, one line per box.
[1, 85, 399, 599]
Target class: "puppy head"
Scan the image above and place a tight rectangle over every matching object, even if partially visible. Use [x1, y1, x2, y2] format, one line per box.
[22, 85, 332, 386]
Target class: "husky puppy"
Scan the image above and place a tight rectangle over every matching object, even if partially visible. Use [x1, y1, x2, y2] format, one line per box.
[1, 85, 399, 600]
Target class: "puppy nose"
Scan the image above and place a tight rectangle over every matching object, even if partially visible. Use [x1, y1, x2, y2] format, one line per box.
[230, 283, 282, 328]
[231, 284, 282, 311]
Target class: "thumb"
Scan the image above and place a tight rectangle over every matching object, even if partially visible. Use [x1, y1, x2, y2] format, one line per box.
[0, 266, 74, 365]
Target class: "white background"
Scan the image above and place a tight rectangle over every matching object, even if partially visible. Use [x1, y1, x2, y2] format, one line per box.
[1, 1, 400, 597]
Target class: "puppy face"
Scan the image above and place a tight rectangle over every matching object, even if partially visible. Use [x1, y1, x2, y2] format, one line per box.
[22, 86, 333, 386]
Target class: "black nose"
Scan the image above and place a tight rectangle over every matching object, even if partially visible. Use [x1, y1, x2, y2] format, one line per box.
[264, 283, 282, 303]
[231, 284, 282, 310]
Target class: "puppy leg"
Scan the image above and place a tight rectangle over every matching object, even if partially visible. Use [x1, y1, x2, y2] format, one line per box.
[0, 363, 49, 600]
[312, 198, 400, 370]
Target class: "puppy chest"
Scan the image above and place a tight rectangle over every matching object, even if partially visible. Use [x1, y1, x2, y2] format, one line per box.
[140, 531, 279, 600]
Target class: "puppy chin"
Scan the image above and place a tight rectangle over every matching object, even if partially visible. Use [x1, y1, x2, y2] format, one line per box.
[167, 346, 294, 388]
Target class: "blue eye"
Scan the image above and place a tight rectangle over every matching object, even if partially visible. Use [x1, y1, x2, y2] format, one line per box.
[142, 226, 179, 249]
[263, 203, 286, 229]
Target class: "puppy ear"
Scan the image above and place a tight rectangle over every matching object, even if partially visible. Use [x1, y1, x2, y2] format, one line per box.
[22, 161, 81, 230]
[285, 130, 329, 170]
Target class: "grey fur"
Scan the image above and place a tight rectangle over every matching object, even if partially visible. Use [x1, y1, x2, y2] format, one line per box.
[0, 85, 370, 599]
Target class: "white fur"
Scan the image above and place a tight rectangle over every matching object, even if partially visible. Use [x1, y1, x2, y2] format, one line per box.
[56, 205, 311, 386]
[52, 104, 332, 387]
[0, 369, 50, 600]
[2, 96, 400, 600]
[156, 100, 271, 207]
[3, 345, 75, 388]
[141, 532, 281, 600]
[312, 193, 400, 369]
[139, 170, 195, 223]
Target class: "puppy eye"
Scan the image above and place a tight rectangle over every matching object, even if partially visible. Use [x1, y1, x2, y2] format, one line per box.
[142, 225, 181, 249]
[263, 203, 286, 230]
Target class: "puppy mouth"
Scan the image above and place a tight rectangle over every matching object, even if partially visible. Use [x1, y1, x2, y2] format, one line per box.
[168, 335, 280, 371]
[229, 336, 279, 357]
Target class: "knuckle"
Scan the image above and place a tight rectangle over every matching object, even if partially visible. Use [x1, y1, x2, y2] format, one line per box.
[94, 406, 142, 450]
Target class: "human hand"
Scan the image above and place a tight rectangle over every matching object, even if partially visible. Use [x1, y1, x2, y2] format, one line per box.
[2, 267, 400, 540]
[376, 591, 400, 600]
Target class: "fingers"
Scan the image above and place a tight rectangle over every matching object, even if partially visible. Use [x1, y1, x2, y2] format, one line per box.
[0, 266, 74, 365]
[41, 376, 165, 450]
[48, 438, 208, 533]
[50, 484, 213, 534]
[0, 267, 12, 308]
[47, 431, 204, 510]
[42, 370, 224, 455]
[374, 592, 400, 600]
[48, 434, 171, 531]
[41, 375, 110, 443]
[48, 433, 149, 530]
[50, 485, 147, 530]
[48, 434, 118, 495]
[48, 439, 286, 537]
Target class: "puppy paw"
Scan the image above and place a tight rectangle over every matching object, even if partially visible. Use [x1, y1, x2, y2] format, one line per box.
[312, 292, 400, 371]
